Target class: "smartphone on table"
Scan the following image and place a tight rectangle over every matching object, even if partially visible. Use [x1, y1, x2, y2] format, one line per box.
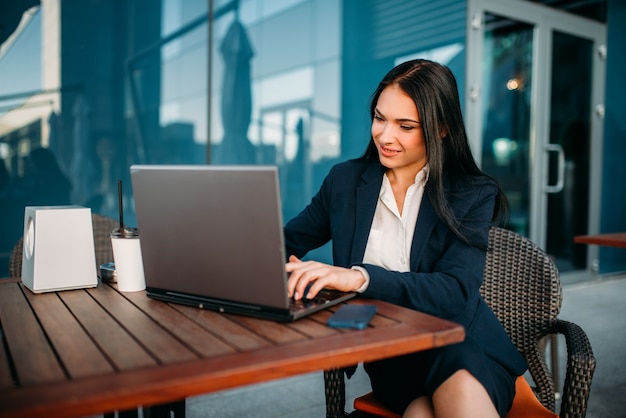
[327, 304, 377, 330]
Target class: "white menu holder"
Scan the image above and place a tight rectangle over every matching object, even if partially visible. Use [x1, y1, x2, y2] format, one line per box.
[21, 206, 98, 293]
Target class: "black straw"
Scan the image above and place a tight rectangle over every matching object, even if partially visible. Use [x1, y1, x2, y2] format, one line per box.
[117, 179, 124, 229]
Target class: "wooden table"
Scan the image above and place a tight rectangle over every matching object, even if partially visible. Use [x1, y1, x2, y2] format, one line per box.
[0, 279, 464, 418]
[574, 232, 626, 248]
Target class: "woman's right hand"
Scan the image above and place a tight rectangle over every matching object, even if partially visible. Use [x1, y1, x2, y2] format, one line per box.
[285, 255, 366, 300]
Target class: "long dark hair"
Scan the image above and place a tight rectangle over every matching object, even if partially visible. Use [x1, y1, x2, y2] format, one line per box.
[362, 59, 508, 243]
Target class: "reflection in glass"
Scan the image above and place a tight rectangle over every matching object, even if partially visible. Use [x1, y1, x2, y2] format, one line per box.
[128, 1, 208, 166]
[480, 13, 533, 236]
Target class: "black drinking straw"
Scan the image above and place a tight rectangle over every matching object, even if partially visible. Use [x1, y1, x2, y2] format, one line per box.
[117, 179, 124, 230]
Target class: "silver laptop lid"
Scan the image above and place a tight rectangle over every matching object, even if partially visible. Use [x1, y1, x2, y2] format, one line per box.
[130, 165, 290, 310]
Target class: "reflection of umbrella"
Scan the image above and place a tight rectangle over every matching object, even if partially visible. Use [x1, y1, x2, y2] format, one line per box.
[218, 18, 255, 164]
[47, 111, 60, 152]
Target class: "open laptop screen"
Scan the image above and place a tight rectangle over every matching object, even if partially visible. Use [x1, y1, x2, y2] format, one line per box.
[131, 165, 291, 311]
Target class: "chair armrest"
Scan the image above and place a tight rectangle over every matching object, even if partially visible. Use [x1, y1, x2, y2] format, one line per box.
[550, 319, 596, 418]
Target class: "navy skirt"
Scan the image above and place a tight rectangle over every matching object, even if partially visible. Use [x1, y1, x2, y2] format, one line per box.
[363, 335, 517, 417]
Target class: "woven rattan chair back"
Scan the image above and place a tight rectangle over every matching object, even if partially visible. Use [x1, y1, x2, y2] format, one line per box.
[480, 226, 562, 410]
[8, 213, 118, 278]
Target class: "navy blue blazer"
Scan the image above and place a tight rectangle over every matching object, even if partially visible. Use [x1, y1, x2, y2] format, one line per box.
[284, 158, 527, 376]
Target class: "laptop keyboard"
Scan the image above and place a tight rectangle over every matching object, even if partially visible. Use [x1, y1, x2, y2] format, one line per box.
[289, 289, 340, 312]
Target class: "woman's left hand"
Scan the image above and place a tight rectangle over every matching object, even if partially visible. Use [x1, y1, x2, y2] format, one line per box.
[286, 255, 366, 300]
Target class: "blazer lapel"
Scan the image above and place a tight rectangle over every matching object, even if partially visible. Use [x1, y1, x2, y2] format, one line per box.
[350, 164, 385, 263]
[409, 190, 438, 271]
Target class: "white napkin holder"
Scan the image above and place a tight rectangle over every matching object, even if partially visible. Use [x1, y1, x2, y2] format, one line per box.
[21, 206, 98, 293]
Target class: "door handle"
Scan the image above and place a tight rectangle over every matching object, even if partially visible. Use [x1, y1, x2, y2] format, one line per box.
[544, 144, 565, 193]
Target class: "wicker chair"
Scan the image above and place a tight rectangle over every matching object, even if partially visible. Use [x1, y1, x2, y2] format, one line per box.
[8, 213, 118, 278]
[324, 226, 596, 418]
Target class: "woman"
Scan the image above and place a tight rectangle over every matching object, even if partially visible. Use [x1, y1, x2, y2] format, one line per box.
[283, 59, 527, 417]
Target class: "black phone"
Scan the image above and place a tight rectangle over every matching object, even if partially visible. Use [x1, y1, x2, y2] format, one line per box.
[327, 304, 377, 330]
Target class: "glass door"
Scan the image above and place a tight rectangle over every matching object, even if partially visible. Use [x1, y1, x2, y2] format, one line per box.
[466, 0, 606, 280]
[547, 31, 596, 272]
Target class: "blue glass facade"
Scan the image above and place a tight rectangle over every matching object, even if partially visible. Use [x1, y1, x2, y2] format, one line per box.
[0, 0, 624, 277]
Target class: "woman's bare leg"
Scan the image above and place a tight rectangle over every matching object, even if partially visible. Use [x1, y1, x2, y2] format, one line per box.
[431, 370, 499, 418]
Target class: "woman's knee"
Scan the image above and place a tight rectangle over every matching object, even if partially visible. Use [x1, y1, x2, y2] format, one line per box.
[436, 369, 485, 398]
[431, 370, 499, 417]
[402, 396, 434, 418]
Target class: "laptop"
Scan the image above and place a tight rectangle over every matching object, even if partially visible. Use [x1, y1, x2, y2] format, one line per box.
[130, 165, 355, 322]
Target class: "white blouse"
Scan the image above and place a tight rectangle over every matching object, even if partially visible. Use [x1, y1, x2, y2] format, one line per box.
[353, 164, 429, 292]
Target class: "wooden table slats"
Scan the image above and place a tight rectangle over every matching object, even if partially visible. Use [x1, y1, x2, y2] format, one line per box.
[171, 302, 274, 351]
[229, 314, 318, 343]
[59, 287, 158, 371]
[0, 283, 66, 385]
[86, 285, 198, 364]
[284, 315, 343, 337]
[122, 291, 236, 357]
[22, 289, 115, 378]
[0, 279, 464, 418]
[0, 331, 13, 390]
